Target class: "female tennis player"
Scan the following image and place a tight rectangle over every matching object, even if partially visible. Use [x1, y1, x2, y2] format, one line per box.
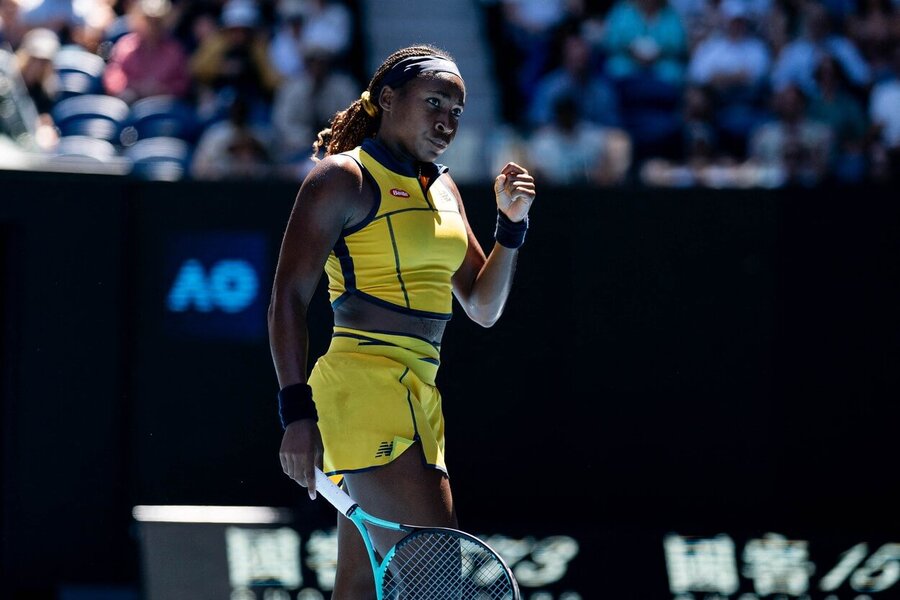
[268, 43, 535, 598]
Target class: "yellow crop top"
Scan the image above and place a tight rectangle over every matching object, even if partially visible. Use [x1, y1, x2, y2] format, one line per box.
[323, 138, 469, 320]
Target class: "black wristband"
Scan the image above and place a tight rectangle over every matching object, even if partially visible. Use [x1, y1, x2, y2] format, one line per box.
[278, 383, 318, 429]
[494, 210, 528, 249]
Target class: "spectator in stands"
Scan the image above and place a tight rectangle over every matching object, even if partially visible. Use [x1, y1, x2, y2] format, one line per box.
[687, 1, 771, 90]
[601, 0, 688, 88]
[190, 92, 273, 179]
[190, 0, 281, 124]
[670, 0, 773, 50]
[557, 0, 607, 46]
[527, 31, 621, 129]
[222, 128, 275, 178]
[868, 45, 900, 182]
[687, 0, 772, 156]
[271, 44, 356, 172]
[16, 27, 59, 115]
[298, 0, 352, 61]
[17, 0, 78, 39]
[770, 1, 871, 97]
[269, 0, 306, 79]
[749, 83, 834, 186]
[761, 0, 805, 58]
[846, 0, 899, 82]
[525, 94, 632, 186]
[601, 0, 688, 161]
[640, 83, 765, 188]
[0, 0, 29, 50]
[98, 0, 135, 52]
[103, 0, 191, 105]
[15, 26, 60, 150]
[69, 0, 118, 57]
[267, 0, 355, 79]
[171, 0, 221, 55]
[725, 0, 774, 27]
[497, 0, 571, 117]
[668, 0, 716, 50]
[675, 82, 727, 175]
[807, 53, 868, 183]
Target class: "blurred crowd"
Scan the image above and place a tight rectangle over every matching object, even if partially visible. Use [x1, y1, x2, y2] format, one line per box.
[0, 0, 898, 187]
[485, 0, 900, 187]
[0, 0, 359, 180]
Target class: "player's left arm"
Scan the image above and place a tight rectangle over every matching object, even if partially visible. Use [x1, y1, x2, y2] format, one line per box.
[450, 163, 536, 327]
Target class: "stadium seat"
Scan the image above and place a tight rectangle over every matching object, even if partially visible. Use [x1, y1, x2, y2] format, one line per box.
[123, 136, 191, 181]
[119, 95, 199, 147]
[53, 45, 106, 99]
[51, 94, 130, 142]
[54, 135, 119, 161]
[47, 135, 133, 174]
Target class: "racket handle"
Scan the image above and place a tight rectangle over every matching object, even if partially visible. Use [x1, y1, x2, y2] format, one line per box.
[314, 467, 357, 516]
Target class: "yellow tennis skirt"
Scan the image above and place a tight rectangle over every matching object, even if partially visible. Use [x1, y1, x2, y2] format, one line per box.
[308, 326, 447, 484]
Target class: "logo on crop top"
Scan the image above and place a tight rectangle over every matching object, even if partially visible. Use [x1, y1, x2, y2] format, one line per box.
[390, 188, 410, 198]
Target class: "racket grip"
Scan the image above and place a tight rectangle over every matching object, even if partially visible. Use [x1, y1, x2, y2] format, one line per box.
[314, 467, 357, 515]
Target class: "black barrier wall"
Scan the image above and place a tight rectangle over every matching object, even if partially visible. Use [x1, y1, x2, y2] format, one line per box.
[1, 172, 899, 598]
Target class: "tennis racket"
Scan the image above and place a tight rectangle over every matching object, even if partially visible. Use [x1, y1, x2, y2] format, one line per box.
[312, 467, 520, 599]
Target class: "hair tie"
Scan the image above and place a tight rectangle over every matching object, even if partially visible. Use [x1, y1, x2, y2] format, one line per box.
[359, 90, 378, 117]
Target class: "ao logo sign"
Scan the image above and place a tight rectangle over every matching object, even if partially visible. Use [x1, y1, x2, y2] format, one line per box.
[167, 259, 259, 314]
[163, 232, 267, 340]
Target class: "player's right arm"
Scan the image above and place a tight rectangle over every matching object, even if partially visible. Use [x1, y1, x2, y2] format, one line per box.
[268, 154, 365, 495]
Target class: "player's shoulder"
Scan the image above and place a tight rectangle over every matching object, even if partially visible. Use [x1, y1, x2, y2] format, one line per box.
[295, 152, 376, 224]
[300, 153, 365, 198]
[306, 152, 363, 183]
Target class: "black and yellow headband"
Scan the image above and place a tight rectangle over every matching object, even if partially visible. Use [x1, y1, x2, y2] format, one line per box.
[360, 55, 461, 117]
[380, 55, 461, 89]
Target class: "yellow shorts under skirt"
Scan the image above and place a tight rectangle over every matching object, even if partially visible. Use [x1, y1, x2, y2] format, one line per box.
[308, 326, 446, 485]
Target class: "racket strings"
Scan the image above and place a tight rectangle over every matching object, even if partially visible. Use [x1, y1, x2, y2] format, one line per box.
[381, 532, 516, 599]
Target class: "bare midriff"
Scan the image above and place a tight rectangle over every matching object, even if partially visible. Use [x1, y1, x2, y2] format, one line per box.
[333, 295, 448, 345]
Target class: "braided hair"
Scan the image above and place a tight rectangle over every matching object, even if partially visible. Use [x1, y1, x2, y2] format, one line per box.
[312, 44, 456, 159]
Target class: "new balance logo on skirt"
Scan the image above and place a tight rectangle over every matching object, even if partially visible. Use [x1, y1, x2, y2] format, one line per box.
[375, 441, 393, 458]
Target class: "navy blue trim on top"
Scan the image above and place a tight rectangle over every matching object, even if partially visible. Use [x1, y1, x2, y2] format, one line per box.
[421, 188, 436, 211]
[374, 207, 454, 221]
[333, 236, 356, 294]
[385, 215, 411, 309]
[332, 291, 352, 310]
[341, 149, 381, 235]
[361, 137, 448, 181]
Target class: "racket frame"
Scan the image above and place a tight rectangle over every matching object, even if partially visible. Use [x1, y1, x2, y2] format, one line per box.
[313, 467, 520, 600]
